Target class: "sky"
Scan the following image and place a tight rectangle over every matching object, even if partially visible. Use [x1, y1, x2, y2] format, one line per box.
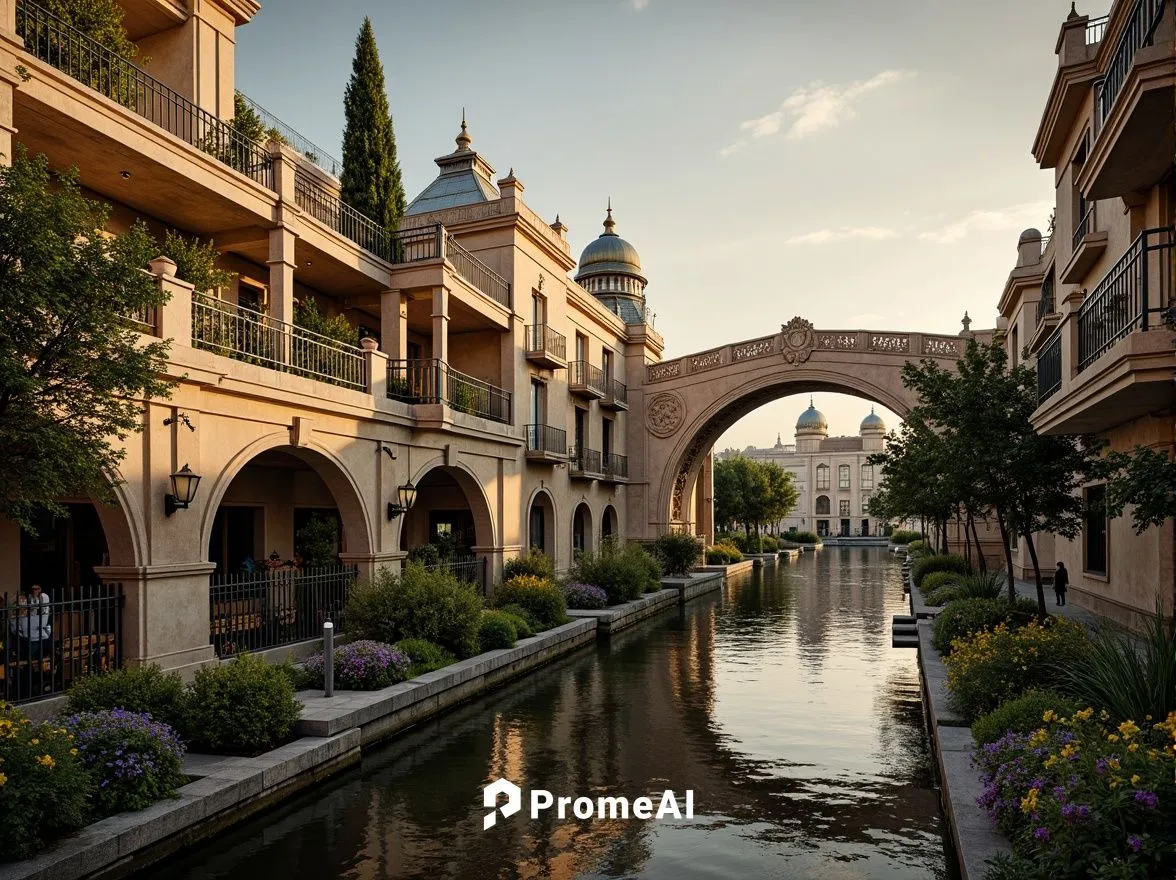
[233, 0, 1102, 445]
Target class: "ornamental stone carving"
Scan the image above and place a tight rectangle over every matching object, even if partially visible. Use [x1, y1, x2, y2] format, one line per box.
[817, 333, 857, 350]
[732, 337, 774, 361]
[922, 336, 959, 357]
[647, 392, 686, 438]
[690, 349, 723, 371]
[869, 333, 910, 353]
[647, 361, 681, 383]
[780, 317, 816, 365]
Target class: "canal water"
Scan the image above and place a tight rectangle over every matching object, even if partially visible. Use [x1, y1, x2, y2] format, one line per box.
[142, 548, 951, 880]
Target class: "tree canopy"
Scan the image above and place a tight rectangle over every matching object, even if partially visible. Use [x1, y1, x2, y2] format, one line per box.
[0, 149, 174, 531]
[714, 456, 798, 546]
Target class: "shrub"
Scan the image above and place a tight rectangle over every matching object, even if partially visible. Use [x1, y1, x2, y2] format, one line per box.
[925, 586, 962, 606]
[934, 598, 1017, 654]
[490, 575, 567, 629]
[497, 603, 542, 633]
[503, 550, 555, 582]
[652, 532, 702, 576]
[953, 571, 1006, 600]
[945, 618, 1090, 720]
[1059, 602, 1176, 725]
[501, 612, 533, 639]
[760, 536, 780, 552]
[345, 563, 483, 658]
[920, 570, 963, 597]
[64, 709, 186, 817]
[970, 690, 1077, 747]
[303, 640, 410, 691]
[913, 553, 969, 588]
[890, 529, 922, 545]
[0, 702, 91, 861]
[185, 654, 303, 754]
[973, 711, 1176, 878]
[906, 539, 928, 557]
[778, 540, 801, 551]
[65, 665, 189, 736]
[394, 638, 455, 678]
[791, 531, 820, 544]
[571, 542, 661, 604]
[478, 611, 518, 652]
[563, 582, 608, 610]
[707, 543, 743, 564]
[405, 543, 441, 567]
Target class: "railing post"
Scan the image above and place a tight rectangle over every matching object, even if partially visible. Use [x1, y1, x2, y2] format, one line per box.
[150, 256, 193, 346]
[1140, 234, 1150, 331]
[361, 336, 387, 399]
[323, 620, 334, 698]
[436, 223, 446, 261]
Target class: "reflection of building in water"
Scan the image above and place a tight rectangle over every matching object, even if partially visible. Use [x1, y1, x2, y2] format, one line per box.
[718, 403, 888, 537]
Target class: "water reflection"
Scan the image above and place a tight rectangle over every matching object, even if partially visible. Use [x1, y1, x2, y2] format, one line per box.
[140, 549, 950, 880]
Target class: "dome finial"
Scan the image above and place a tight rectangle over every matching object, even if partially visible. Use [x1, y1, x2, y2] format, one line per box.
[603, 199, 616, 235]
[456, 109, 472, 151]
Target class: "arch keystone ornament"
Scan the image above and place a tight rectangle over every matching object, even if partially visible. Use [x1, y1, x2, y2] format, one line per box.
[780, 317, 816, 365]
[646, 392, 686, 437]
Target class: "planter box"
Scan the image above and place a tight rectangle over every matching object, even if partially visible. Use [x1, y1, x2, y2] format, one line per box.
[566, 589, 679, 636]
[660, 571, 724, 604]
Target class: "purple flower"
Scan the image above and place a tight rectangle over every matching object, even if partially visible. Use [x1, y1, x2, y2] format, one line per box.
[305, 640, 410, 691]
[1033, 827, 1050, 843]
[1127, 834, 1142, 853]
[1134, 790, 1158, 809]
[563, 583, 609, 610]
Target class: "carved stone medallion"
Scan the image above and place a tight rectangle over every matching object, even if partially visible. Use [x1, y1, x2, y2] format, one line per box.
[646, 392, 686, 438]
[780, 317, 815, 365]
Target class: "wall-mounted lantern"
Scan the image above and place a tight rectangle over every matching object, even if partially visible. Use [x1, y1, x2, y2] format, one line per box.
[165, 464, 202, 516]
[387, 481, 418, 521]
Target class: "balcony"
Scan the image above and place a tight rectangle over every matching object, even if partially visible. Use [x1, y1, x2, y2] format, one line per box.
[569, 361, 606, 400]
[238, 93, 341, 179]
[569, 446, 603, 480]
[445, 235, 511, 310]
[601, 452, 629, 483]
[1061, 202, 1108, 283]
[387, 359, 512, 424]
[1037, 329, 1063, 404]
[525, 324, 567, 370]
[191, 294, 365, 390]
[602, 379, 629, 411]
[1084, 0, 1174, 199]
[525, 425, 568, 464]
[1036, 271, 1056, 323]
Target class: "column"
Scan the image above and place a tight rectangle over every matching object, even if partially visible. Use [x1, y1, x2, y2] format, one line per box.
[431, 286, 449, 363]
[381, 289, 408, 360]
[699, 452, 715, 546]
[0, 68, 14, 166]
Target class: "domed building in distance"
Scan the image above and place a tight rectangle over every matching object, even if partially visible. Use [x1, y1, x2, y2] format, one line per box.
[574, 201, 650, 325]
[717, 401, 890, 538]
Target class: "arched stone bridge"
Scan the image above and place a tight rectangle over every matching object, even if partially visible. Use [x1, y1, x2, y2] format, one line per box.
[627, 317, 985, 540]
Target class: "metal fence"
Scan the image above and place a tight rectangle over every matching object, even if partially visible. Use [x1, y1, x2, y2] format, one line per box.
[525, 324, 567, 360]
[237, 92, 342, 178]
[603, 452, 629, 480]
[192, 293, 365, 390]
[1073, 202, 1096, 251]
[1086, 14, 1109, 43]
[1037, 329, 1063, 403]
[209, 566, 357, 658]
[607, 379, 629, 407]
[1094, 0, 1167, 134]
[387, 359, 512, 423]
[570, 360, 606, 395]
[569, 446, 602, 475]
[446, 235, 511, 308]
[526, 424, 567, 456]
[1077, 227, 1173, 371]
[16, 0, 273, 189]
[1, 585, 124, 704]
[294, 170, 391, 260]
[1036, 270, 1055, 324]
[439, 555, 488, 595]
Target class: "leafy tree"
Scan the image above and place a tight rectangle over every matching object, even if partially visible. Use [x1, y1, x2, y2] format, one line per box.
[295, 514, 339, 568]
[294, 297, 359, 347]
[43, 0, 139, 62]
[228, 93, 284, 147]
[714, 456, 797, 549]
[0, 149, 173, 531]
[161, 231, 233, 296]
[340, 18, 406, 233]
[1100, 446, 1176, 534]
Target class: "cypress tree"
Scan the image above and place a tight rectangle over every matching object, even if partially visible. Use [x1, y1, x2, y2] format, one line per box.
[340, 18, 406, 233]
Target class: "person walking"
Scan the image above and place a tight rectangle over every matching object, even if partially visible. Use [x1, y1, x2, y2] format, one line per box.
[1053, 562, 1069, 607]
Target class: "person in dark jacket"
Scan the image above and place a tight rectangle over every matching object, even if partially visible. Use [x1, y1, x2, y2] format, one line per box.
[1053, 562, 1069, 606]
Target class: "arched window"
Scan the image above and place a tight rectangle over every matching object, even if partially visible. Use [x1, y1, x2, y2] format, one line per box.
[838, 464, 851, 489]
[815, 495, 831, 515]
[815, 464, 830, 490]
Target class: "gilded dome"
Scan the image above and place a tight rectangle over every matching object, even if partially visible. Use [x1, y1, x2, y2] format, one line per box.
[860, 407, 886, 433]
[796, 401, 828, 433]
[574, 205, 646, 282]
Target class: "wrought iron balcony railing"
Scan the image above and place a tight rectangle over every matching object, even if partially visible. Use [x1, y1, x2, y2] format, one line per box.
[525, 424, 567, 456]
[568, 446, 602, 476]
[1086, 14, 1110, 43]
[387, 359, 512, 424]
[16, 0, 273, 189]
[602, 452, 629, 480]
[606, 378, 629, 408]
[1036, 270, 1056, 324]
[570, 361, 607, 397]
[236, 92, 342, 178]
[1073, 202, 1097, 251]
[192, 294, 366, 389]
[1077, 226, 1174, 371]
[525, 324, 567, 361]
[1094, 0, 1167, 135]
[1036, 329, 1063, 403]
[446, 235, 511, 309]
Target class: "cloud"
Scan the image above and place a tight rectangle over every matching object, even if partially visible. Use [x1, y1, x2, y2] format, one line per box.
[631, 0, 649, 9]
[918, 201, 1052, 244]
[785, 227, 900, 246]
[719, 69, 915, 156]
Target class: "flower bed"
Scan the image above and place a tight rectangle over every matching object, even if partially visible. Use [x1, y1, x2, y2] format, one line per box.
[303, 640, 410, 691]
[563, 582, 608, 610]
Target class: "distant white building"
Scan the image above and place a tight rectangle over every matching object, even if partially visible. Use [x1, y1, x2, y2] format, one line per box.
[718, 402, 888, 537]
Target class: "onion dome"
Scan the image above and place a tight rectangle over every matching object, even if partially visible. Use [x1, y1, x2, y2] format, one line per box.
[796, 399, 828, 433]
[860, 407, 886, 433]
[574, 202, 646, 283]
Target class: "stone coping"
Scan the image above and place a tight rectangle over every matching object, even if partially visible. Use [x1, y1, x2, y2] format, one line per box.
[799, 542, 824, 551]
[695, 559, 755, 576]
[294, 617, 597, 743]
[567, 588, 680, 635]
[778, 549, 801, 560]
[660, 571, 725, 603]
[0, 731, 362, 880]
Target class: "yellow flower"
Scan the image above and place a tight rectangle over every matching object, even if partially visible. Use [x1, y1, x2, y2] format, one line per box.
[1021, 788, 1040, 813]
[0, 772, 6, 787]
[1108, 758, 1121, 771]
[1029, 729, 1049, 748]
[1044, 754, 1060, 769]
[1131, 774, 1141, 785]
[69, 748, 78, 756]
[34, 754, 54, 769]
[1060, 743, 1079, 759]
[1075, 708, 1094, 722]
[29, 738, 38, 746]
[1042, 710, 1058, 724]
[1119, 721, 1141, 740]
[1108, 734, 1120, 743]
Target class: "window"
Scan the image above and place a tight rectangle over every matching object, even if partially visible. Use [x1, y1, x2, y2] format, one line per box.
[815, 495, 830, 515]
[815, 464, 830, 490]
[530, 379, 544, 426]
[602, 349, 613, 383]
[839, 499, 850, 516]
[817, 520, 829, 537]
[238, 280, 264, 313]
[838, 464, 850, 490]
[575, 333, 588, 363]
[1084, 484, 1108, 575]
[861, 495, 870, 514]
[860, 464, 874, 490]
[531, 293, 545, 326]
[602, 417, 613, 460]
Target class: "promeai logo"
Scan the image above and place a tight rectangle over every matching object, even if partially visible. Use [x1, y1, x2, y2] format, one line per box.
[483, 778, 522, 830]
[481, 778, 694, 830]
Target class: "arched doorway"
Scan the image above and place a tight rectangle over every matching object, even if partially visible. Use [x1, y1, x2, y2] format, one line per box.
[527, 490, 556, 558]
[572, 503, 593, 555]
[401, 463, 496, 591]
[601, 504, 618, 544]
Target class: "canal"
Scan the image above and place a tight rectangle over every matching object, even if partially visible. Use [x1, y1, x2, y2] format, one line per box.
[142, 548, 951, 879]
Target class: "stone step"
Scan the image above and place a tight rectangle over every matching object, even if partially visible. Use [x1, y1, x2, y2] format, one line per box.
[892, 634, 919, 649]
[893, 624, 918, 637]
[892, 614, 916, 624]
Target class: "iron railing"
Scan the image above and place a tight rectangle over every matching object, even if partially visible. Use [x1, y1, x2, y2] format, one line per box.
[606, 378, 629, 407]
[570, 360, 607, 396]
[526, 424, 567, 456]
[295, 170, 391, 259]
[1087, 14, 1110, 43]
[1073, 202, 1096, 251]
[126, 304, 158, 335]
[387, 359, 512, 424]
[209, 566, 357, 658]
[439, 555, 488, 595]
[1037, 270, 1056, 323]
[1094, 0, 1167, 134]
[525, 324, 567, 360]
[1037, 329, 1063, 403]
[192, 293, 366, 389]
[16, 0, 273, 189]
[569, 446, 602, 476]
[237, 92, 342, 178]
[445, 235, 511, 309]
[602, 452, 629, 480]
[1077, 227, 1174, 370]
[1, 585, 123, 704]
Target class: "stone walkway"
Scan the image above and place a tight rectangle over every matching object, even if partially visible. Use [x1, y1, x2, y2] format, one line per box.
[1010, 576, 1101, 629]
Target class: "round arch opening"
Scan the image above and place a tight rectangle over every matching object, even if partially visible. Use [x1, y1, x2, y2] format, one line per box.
[572, 503, 593, 555]
[400, 464, 495, 562]
[601, 504, 619, 544]
[527, 490, 556, 558]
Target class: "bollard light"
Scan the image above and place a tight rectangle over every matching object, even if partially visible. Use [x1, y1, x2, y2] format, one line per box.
[323, 621, 334, 698]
